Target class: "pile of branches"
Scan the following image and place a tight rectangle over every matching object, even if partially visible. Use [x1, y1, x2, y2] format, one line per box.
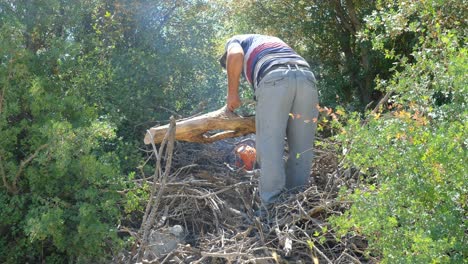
[120, 118, 370, 263]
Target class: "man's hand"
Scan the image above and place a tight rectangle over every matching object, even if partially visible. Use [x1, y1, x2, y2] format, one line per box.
[227, 94, 241, 112]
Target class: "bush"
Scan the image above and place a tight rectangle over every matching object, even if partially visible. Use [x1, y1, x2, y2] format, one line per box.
[330, 1, 467, 262]
[0, 2, 125, 262]
[332, 113, 466, 262]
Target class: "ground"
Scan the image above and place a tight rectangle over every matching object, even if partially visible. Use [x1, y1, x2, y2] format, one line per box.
[118, 136, 371, 263]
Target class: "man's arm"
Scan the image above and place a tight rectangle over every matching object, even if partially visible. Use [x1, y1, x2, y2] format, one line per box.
[226, 45, 244, 112]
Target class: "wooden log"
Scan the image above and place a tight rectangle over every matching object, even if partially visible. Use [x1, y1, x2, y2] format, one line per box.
[144, 106, 255, 144]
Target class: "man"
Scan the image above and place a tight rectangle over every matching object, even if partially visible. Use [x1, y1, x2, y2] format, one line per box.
[219, 34, 319, 205]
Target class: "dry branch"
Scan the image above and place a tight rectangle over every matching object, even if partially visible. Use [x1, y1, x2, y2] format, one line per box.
[144, 106, 255, 144]
[137, 117, 176, 262]
[119, 132, 367, 263]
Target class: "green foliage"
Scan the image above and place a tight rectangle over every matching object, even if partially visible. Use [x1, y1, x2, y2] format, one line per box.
[333, 114, 467, 263]
[2, 0, 464, 262]
[0, 0, 226, 262]
[89, 0, 227, 141]
[224, 0, 390, 109]
[331, 0, 467, 262]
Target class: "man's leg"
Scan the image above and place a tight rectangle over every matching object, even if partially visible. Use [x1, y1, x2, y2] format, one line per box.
[255, 70, 295, 204]
[285, 70, 319, 190]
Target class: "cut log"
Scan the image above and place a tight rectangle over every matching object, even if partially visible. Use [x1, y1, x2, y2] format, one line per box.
[144, 106, 256, 144]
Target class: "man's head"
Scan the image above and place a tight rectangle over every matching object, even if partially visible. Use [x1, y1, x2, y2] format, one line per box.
[219, 51, 227, 69]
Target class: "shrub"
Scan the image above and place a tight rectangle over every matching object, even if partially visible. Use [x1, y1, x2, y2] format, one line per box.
[330, 1, 467, 263]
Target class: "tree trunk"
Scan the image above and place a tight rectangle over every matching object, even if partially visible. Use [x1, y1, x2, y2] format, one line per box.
[333, 0, 374, 107]
[144, 106, 255, 144]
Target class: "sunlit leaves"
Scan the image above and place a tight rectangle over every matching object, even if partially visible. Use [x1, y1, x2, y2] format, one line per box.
[331, 1, 467, 262]
[0, 1, 127, 262]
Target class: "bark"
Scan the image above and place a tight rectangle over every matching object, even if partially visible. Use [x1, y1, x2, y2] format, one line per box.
[346, 0, 373, 105]
[334, 0, 373, 106]
[333, 0, 355, 34]
[359, 45, 373, 105]
[345, 0, 361, 32]
[144, 106, 256, 144]
[138, 117, 176, 262]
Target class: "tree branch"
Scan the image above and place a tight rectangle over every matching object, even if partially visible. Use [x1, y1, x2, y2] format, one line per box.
[11, 144, 48, 194]
[332, 0, 355, 34]
[144, 106, 255, 144]
[362, 91, 393, 125]
[1, 144, 48, 194]
[345, 0, 362, 32]
[0, 155, 13, 192]
[137, 116, 176, 262]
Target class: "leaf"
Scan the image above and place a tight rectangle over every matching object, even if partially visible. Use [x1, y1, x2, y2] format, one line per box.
[307, 239, 314, 249]
[336, 108, 345, 116]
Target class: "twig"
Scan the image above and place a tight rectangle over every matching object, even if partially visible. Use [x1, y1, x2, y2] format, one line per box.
[121, 134, 366, 263]
[313, 243, 333, 264]
[201, 251, 248, 258]
[137, 116, 176, 263]
[296, 239, 333, 264]
[371, 91, 393, 116]
[141, 128, 166, 229]
[162, 181, 249, 199]
[362, 90, 393, 126]
[244, 255, 276, 263]
[275, 227, 292, 257]
[118, 226, 138, 237]
[338, 251, 362, 264]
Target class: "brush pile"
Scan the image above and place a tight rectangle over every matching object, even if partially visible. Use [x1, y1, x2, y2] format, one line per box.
[118, 120, 369, 263]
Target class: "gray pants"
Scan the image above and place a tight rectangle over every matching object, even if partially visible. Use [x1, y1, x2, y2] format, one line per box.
[255, 66, 319, 204]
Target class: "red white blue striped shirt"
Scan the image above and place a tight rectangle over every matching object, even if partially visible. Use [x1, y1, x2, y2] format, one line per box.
[225, 34, 309, 90]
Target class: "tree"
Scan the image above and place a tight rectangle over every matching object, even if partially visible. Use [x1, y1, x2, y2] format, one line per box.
[92, 0, 226, 134]
[224, 0, 391, 109]
[0, 0, 230, 262]
[0, 1, 126, 262]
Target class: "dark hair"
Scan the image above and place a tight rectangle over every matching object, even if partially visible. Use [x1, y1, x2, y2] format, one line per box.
[219, 52, 227, 69]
